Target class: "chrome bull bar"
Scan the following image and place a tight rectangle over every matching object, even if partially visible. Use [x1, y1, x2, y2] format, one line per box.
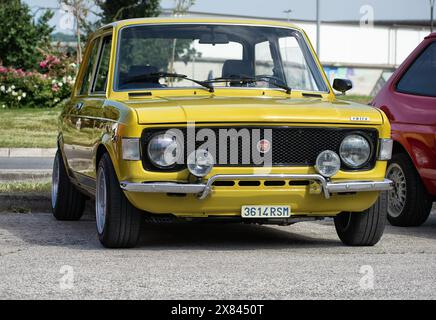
[120, 174, 393, 200]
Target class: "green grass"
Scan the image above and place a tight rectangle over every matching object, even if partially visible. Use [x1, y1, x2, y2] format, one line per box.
[337, 95, 373, 105]
[0, 180, 51, 193]
[0, 107, 60, 148]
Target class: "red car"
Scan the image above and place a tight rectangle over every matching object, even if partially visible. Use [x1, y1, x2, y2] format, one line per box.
[372, 33, 436, 227]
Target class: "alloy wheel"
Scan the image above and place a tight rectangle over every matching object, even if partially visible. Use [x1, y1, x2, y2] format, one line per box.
[386, 163, 407, 218]
[51, 156, 60, 209]
[96, 168, 107, 234]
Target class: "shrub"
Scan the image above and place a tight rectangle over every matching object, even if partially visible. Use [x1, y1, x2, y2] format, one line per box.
[0, 0, 53, 70]
[0, 49, 77, 109]
[0, 66, 75, 109]
[38, 47, 77, 79]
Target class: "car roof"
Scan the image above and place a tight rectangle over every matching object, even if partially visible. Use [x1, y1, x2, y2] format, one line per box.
[99, 17, 303, 33]
[425, 32, 436, 39]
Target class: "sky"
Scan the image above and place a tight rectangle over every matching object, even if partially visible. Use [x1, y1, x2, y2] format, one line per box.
[24, 0, 434, 33]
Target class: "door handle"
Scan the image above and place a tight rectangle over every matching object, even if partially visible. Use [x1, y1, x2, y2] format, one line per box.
[75, 102, 84, 111]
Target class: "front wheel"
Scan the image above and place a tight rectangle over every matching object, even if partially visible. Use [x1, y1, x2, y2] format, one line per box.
[96, 153, 142, 248]
[334, 192, 388, 246]
[51, 150, 86, 221]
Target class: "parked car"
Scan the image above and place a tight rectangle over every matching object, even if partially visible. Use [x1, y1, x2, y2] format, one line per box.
[52, 18, 393, 248]
[372, 33, 436, 227]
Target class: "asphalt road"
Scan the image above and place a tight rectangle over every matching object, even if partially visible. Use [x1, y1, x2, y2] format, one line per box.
[0, 206, 435, 300]
[0, 157, 53, 170]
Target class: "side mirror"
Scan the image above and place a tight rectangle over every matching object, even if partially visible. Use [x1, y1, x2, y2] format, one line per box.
[333, 78, 353, 95]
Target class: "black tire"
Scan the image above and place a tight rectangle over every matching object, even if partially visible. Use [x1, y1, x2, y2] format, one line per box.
[334, 192, 388, 246]
[96, 153, 142, 248]
[51, 150, 86, 221]
[386, 153, 432, 227]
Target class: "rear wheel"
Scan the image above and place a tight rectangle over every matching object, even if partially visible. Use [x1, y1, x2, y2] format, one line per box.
[96, 153, 142, 248]
[386, 153, 432, 227]
[51, 150, 86, 221]
[334, 192, 387, 246]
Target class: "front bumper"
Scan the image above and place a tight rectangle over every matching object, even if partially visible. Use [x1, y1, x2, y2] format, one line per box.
[120, 174, 393, 200]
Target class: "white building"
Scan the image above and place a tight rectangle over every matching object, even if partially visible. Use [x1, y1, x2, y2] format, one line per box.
[161, 9, 433, 95]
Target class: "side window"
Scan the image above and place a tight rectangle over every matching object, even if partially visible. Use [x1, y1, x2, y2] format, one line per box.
[397, 42, 436, 97]
[79, 39, 100, 96]
[93, 35, 113, 93]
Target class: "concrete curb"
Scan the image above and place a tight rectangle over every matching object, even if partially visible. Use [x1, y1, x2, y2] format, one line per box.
[0, 148, 56, 158]
[0, 193, 94, 214]
[0, 170, 52, 181]
[0, 193, 51, 213]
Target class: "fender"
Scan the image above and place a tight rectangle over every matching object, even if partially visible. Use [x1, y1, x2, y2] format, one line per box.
[94, 125, 122, 181]
[391, 127, 436, 195]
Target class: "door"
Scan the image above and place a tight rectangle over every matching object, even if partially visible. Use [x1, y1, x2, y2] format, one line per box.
[88, 34, 114, 179]
[62, 36, 105, 186]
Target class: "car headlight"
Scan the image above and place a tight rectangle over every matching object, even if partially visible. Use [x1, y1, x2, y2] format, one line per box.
[339, 134, 371, 168]
[147, 133, 181, 168]
[187, 149, 214, 177]
[315, 150, 341, 177]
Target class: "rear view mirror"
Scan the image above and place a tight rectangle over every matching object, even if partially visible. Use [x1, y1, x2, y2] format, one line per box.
[199, 33, 230, 45]
[333, 78, 353, 95]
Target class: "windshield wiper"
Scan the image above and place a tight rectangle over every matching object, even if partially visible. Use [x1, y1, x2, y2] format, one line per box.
[205, 76, 292, 94]
[123, 72, 214, 93]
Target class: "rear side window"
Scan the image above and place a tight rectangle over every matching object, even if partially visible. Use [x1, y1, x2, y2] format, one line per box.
[79, 39, 100, 95]
[93, 35, 112, 93]
[396, 42, 436, 97]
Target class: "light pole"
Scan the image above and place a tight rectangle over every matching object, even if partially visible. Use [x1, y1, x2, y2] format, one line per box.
[431, 0, 435, 33]
[283, 9, 292, 23]
[316, 0, 321, 56]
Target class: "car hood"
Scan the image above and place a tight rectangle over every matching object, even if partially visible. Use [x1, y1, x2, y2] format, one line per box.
[126, 96, 384, 125]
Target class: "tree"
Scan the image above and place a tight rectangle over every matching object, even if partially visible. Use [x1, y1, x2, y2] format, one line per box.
[169, 0, 196, 75]
[84, 0, 161, 37]
[173, 0, 195, 16]
[94, 0, 198, 78]
[59, 0, 95, 64]
[95, 0, 161, 24]
[0, 0, 54, 70]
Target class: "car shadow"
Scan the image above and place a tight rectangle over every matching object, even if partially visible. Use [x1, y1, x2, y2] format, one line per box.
[2, 203, 434, 251]
[383, 208, 436, 241]
[136, 221, 341, 250]
[0, 202, 342, 251]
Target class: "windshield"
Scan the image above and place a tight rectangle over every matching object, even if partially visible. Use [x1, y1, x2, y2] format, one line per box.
[115, 24, 329, 93]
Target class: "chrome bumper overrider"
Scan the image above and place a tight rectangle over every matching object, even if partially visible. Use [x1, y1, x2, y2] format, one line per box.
[120, 174, 393, 200]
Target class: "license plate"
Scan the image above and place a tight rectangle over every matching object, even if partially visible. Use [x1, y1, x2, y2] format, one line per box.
[241, 206, 291, 218]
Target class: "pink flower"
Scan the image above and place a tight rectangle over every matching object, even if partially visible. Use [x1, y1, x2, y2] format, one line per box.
[51, 57, 61, 65]
[0, 66, 7, 73]
[15, 69, 26, 77]
[52, 84, 60, 92]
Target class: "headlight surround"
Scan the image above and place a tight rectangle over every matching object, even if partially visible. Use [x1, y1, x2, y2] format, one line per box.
[339, 134, 371, 168]
[147, 133, 181, 168]
[315, 150, 341, 177]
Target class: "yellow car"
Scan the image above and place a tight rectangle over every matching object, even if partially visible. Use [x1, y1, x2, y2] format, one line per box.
[51, 18, 393, 248]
